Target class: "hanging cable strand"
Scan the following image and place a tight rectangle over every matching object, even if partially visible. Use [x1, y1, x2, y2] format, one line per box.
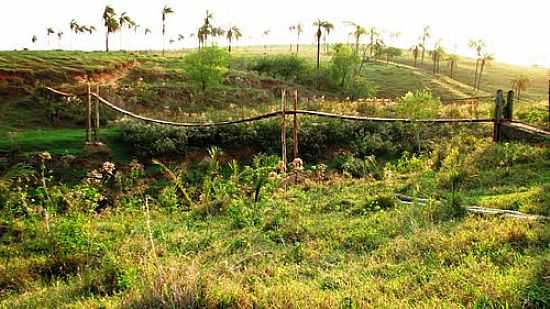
[45, 86, 495, 128]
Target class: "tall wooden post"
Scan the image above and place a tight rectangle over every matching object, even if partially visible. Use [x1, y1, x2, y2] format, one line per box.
[547, 79, 549, 124]
[505, 90, 514, 121]
[86, 82, 92, 143]
[293, 89, 299, 159]
[95, 85, 100, 142]
[493, 90, 504, 143]
[281, 89, 287, 172]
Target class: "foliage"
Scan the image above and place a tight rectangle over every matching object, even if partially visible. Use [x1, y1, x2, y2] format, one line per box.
[182, 47, 229, 91]
[328, 43, 360, 89]
[249, 55, 310, 82]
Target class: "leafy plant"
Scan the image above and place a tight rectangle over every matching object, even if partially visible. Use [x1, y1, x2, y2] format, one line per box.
[183, 46, 229, 91]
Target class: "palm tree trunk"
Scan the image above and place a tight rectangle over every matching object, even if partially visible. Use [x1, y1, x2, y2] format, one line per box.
[477, 60, 486, 90]
[316, 37, 321, 89]
[473, 59, 479, 90]
[105, 32, 109, 52]
[162, 22, 166, 56]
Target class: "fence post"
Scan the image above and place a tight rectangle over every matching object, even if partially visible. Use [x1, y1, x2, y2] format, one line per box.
[293, 89, 299, 160]
[95, 85, 100, 142]
[281, 89, 287, 172]
[505, 90, 514, 121]
[548, 79, 549, 124]
[86, 82, 92, 143]
[493, 89, 504, 143]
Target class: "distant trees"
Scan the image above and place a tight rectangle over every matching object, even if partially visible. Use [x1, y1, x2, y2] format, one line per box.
[103, 6, 119, 52]
[289, 24, 303, 55]
[162, 5, 175, 56]
[420, 25, 431, 64]
[226, 26, 242, 55]
[511, 75, 531, 100]
[430, 40, 445, 74]
[468, 39, 486, 90]
[383, 47, 402, 64]
[182, 47, 229, 91]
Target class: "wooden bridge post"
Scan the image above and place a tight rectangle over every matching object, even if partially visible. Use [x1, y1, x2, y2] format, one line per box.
[493, 90, 504, 143]
[293, 89, 299, 160]
[505, 90, 514, 121]
[281, 89, 287, 172]
[94, 85, 100, 142]
[86, 82, 92, 143]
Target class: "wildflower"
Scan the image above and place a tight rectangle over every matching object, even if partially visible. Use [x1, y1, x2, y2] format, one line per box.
[86, 169, 103, 185]
[292, 158, 304, 171]
[268, 171, 278, 180]
[38, 151, 52, 161]
[102, 162, 116, 175]
[129, 160, 144, 175]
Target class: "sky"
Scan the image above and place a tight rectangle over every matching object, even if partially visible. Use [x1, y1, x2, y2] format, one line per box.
[1, 0, 549, 67]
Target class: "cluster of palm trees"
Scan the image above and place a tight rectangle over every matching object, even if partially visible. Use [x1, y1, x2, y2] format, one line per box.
[29, 6, 500, 92]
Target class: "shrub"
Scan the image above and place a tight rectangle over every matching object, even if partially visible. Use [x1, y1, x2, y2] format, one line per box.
[249, 55, 309, 82]
[183, 47, 229, 91]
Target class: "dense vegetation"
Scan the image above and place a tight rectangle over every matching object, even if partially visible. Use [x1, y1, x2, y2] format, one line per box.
[0, 35, 548, 307]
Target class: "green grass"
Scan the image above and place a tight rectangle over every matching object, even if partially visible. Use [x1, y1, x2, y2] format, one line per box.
[0, 127, 128, 160]
[0, 139, 548, 307]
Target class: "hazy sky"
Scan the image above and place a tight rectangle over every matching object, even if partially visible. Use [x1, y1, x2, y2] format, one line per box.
[1, 0, 549, 67]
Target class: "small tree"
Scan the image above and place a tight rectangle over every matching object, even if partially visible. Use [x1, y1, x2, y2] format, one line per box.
[182, 47, 229, 91]
[396, 89, 441, 152]
[383, 47, 402, 64]
[511, 75, 531, 101]
[329, 43, 360, 89]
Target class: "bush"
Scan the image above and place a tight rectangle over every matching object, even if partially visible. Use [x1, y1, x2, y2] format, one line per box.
[183, 47, 229, 91]
[249, 55, 309, 82]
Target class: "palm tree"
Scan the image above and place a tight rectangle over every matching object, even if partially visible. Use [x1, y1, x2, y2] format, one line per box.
[293, 24, 303, 54]
[57, 31, 64, 49]
[70, 19, 80, 48]
[468, 39, 486, 90]
[103, 5, 119, 52]
[511, 75, 531, 101]
[476, 53, 493, 91]
[162, 5, 175, 56]
[210, 27, 225, 45]
[313, 19, 327, 89]
[119, 12, 135, 50]
[226, 25, 242, 55]
[31, 35, 38, 49]
[320, 22, 334, 54]
[288, 25, 295, 52]
[410, 44, 420, 67]
[447, 54, 459, 79]
[431, 40, 445, 74]
[367, 27, 380, 57]
[344, 21, 367, 56]
[46, 28, 55, 48]
[262, 30, 271, 55]
[420, 25, 431, 64]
